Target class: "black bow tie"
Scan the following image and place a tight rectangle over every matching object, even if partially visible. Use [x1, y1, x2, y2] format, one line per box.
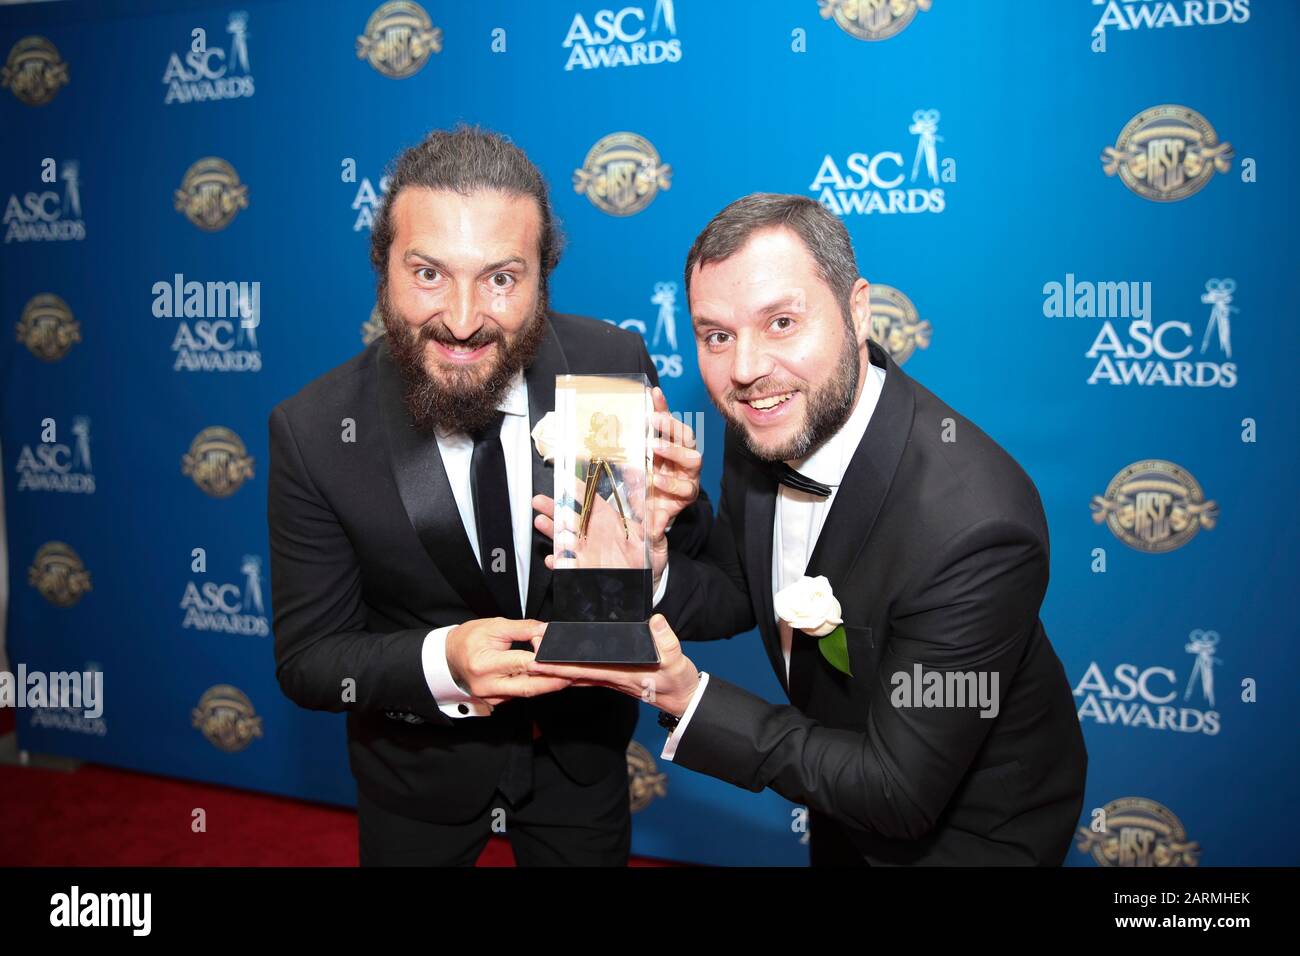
[770, 461, 832, 498]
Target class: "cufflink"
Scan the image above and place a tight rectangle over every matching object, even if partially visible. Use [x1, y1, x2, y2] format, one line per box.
[657, 710, 680, 732]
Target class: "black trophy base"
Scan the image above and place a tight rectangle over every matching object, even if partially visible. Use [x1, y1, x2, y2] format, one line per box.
[540, 569, 657, 663]
[536, 620, 661, 665]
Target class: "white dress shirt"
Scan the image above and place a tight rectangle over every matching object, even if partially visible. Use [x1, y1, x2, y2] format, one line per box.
[421, 370, 671, 718]
[421, 370, 534, 718]
[662, 361, 887, 758]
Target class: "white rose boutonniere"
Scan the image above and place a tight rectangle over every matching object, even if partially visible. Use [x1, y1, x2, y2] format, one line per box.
[773, 574, 851, 676]
[531, 411, 559, 463]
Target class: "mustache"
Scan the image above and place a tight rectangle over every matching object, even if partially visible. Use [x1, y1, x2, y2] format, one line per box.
[417, 320, 505, 351]
[728, 378, 805, 403]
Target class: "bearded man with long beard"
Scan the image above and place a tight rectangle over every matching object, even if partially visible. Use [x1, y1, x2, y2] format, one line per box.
[267, 126, 706, 866]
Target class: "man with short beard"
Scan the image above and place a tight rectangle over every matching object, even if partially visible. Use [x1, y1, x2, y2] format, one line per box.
[529, 193, 1088, 866]
[267, 126, 705, 866]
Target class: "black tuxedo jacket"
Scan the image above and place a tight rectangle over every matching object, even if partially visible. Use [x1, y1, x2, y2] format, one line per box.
[268, 312, 707, 824]
[657, 339, 1087, 865]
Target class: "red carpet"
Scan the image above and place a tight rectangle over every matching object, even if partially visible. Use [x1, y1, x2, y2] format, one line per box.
[0, 758, 675, 866]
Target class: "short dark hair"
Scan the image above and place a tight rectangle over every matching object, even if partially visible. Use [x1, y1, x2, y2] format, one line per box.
[369, 124, 565, 293]
[683, 193, 859, 322]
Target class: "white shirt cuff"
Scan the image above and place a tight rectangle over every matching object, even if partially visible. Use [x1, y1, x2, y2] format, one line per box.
[423, 625, 491, 718]
[661, 671, 709, 762]
[651, 560, 670, 607]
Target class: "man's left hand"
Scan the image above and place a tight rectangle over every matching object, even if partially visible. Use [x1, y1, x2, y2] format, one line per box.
[526, 613, 700, 717]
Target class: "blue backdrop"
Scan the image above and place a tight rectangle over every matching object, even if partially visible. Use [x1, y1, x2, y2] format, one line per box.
[2, 0, 1296, 866]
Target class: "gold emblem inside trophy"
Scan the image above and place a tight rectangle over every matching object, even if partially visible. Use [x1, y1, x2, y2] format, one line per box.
[536, 373, 660, 664]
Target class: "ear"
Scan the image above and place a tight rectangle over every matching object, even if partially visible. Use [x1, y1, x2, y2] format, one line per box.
[848, 278, 872, 349]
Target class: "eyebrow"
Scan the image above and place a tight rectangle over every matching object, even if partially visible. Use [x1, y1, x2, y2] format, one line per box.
[692, 293, 805, 328]
[402, 250, 529, 274]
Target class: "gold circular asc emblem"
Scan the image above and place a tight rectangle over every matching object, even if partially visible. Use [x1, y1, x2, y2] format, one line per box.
[173, 157, 250, 231]
[1, 36, 70, 106]
[822, 0, 932, 41]
[16, 293, 80, 361]
[182, 426, 256, 498]
[1090, 459, 1218, 553]
[27, 541, 92, 608]
[626, 740, 668, 812]
[192, 685, 264, 753]
[356, 1, 443, 79]
[868, 284, 931, 365]
[574, 133, 672, 217]
[1101, 105, 1233, 202]
[1075, 797, 1200, 867]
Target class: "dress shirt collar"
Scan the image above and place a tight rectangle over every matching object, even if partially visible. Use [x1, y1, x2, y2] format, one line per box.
[496, 370, 528, 417]
[434, 370, 528, 441]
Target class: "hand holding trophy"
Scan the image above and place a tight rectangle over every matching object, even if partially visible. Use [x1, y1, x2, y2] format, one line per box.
[530, 374, 699, 664]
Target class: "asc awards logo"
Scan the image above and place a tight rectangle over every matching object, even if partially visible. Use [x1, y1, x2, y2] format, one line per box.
[869, 284, 931, 365]
[607, 281, 685, 379]
[15, 417, 95, 494]
[349, 172, 389, 231]
[1091, 459, 1217, 553]
[4, 160, 85, 243]
[574, 133, 672, 216]
[162, 10, 255, 105]
[563, 1, 681, 71]
[357, 1, 443, 79]
[811, 109, 951, 215]
[627, 740, 667, 812]
[1, 36, 69, 105]
[27, 542, 92, 608]
[1043, 274, 1239, 387]
[1076, 797, 1200, 867]
[1101, 105, 1233, 201]
[182, 426, 255, 497]
[16, 293, 81, 361]
[192, 685, 263, 752]
[174, 157, 249, 231]
[1092, 0, 1250, 51]
[819, 0, 932, 41]
[153, 273, 262, 372]
[1074, 630, 1223, 735]
[181, 554, 269, 636]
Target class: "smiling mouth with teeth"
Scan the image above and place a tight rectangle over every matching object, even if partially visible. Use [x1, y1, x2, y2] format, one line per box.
[428, 338, 497, 361]
[744, 392, 796, 410]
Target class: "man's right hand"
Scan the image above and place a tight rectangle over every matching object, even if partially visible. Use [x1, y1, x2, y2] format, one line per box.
[445, 617, 569, 707]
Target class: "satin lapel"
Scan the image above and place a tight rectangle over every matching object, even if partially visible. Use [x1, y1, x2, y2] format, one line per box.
[523, 318, 569, 619]
[376, 337, 498, 619]
[790, 341, 916, 706]
[741, 448, 787, 696]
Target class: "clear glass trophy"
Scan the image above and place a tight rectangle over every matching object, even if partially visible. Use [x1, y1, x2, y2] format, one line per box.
[536, 372, 660, 664]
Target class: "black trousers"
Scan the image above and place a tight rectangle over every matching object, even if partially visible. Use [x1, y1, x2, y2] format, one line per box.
[357, 738, 632, 866]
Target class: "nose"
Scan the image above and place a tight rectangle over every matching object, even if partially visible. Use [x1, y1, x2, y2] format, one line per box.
[443, 282, 484, 341]
[730, 331, 774, 387]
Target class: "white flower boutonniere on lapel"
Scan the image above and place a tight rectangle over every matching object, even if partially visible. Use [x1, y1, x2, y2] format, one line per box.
[773, 574, 851, 676]
[531, 411, 559, 463]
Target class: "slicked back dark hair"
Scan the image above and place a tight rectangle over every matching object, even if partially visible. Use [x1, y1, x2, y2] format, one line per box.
[683, 193, 858, 324]
[369, 124, 565, 294]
